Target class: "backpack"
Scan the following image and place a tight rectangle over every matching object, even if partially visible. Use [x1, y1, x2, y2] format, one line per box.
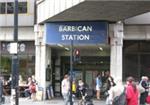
[113, 88, 126, 105]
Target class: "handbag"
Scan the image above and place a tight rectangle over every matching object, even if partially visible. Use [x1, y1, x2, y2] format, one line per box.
[104, 91, 109, 97]
[138, 84, 145, 93]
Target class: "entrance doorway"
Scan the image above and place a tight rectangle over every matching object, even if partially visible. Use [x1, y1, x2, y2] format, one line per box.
[50, 45, 110, 96]
[61, 56, 110, 89]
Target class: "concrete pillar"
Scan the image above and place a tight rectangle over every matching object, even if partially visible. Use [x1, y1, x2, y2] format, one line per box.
[110, 22, 124, 81]
[40, 44, 47, 99]
[34, 25, 47, 99]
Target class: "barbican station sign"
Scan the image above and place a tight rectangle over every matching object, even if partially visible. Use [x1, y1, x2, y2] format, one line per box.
[45, 22, 108, 45]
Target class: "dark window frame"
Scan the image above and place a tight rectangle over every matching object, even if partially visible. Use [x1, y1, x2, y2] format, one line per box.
[7, 2, 14, 14]
[0, 3, 6, 14]
[18, 2, 28, 14]
[0, 2, 28, 14]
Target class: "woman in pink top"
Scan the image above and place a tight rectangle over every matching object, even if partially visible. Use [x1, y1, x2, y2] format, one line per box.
[126, 76, 139, 105]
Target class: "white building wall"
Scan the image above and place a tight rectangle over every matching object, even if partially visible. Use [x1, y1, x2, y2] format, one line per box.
[37, 0, 84, 23]
[0, 27, 34, 41]
[0, 0, 35, 26]
[124, 25, 150, 40]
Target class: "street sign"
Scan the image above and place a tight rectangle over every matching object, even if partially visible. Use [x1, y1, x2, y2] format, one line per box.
[10, 43, 18, 54]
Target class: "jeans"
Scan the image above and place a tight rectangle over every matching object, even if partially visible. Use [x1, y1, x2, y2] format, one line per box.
[62, 92, 70, 105]
[24, 89, 31, 98]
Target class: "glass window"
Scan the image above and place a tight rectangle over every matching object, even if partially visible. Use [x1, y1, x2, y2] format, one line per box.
[140, 54, 150, 77]
[123, 54, 139, 81]
[6, 2, 27, 14]
[0, 55, 12, 74]
[18, 2, 27, 13]
[7, 2, 14, 14]
[0, 3, 6, 14]
[123, 40, 150, 81]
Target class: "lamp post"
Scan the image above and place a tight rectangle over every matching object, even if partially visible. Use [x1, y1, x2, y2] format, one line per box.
[11, 0, 19, 105]
[70, 40, 73, 105]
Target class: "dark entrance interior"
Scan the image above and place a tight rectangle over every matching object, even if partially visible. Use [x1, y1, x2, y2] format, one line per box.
[123, 40, 150, 81]
[51, 44, 110, 96]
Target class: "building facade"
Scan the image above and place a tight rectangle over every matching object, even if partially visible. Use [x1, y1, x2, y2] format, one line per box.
[1, 0, 150, 99]
[0, 0, 35, 80]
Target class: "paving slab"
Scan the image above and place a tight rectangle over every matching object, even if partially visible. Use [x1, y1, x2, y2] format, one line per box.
[2, 96, 106, 105]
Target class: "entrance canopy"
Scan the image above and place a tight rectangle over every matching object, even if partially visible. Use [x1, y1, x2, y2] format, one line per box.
[43, 1, 150, 23]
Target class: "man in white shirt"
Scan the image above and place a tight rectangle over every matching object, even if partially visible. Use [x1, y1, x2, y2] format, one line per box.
[61, 74, 70, 105]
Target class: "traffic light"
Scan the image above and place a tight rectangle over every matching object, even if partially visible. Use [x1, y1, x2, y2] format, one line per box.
[73, 49, 80, 62]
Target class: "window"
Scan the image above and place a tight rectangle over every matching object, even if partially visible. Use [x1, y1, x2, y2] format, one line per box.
[18, 2, 27, 13]
[7, 2, 14, 14]
[123, 40, 150, 81]
[0, 3, 6, 14]
[0, 2, 27, 14]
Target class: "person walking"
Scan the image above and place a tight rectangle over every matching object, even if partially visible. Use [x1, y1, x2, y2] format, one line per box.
[105, 71, 116, 91]
[107, 77, 125, 105]
[139, 76, 149, 105]
[105, 71, 115, 105]
[95, 73, 102, 100]
[61, 74, 70, 105]
[126, 76, 139, 105]
[77, 79, 87, 105]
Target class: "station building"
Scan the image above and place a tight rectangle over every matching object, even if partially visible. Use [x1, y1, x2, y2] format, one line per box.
[35, 0, 150, 98]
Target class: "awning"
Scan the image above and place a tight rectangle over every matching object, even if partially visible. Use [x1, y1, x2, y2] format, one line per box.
[43, 1, 150, 23]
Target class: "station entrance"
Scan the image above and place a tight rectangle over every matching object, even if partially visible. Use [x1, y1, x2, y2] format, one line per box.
[44, 21, 109, 96]
[50, 45, 110, 96]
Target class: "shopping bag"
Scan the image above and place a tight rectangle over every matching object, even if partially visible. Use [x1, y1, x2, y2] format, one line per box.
[146, 95, 150, 104]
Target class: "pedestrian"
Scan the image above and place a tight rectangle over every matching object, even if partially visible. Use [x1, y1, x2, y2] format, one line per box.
[107, 77, 125, 105]
[104, 71, 116, 105]
[77, 79, 86, 98]
[77, 79, 88, 105]
[95, 73, 102, 100]
[125, 76, 139, 105]
[61, 74, 70, 105]
[72, 80, 76, 97]
[105, 71, 116, 91]
[0, 76, 3, 102]
[24, 76, 33, 99]
[139, 76, 149, 105]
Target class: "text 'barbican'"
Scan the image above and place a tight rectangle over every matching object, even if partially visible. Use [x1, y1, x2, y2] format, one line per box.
[59, 25, 92, 32]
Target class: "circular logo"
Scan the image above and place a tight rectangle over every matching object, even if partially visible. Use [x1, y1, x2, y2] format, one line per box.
[19, 43, 25, 52]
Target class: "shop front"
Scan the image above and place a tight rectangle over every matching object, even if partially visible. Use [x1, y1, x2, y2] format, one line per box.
[0, 41, 35, 82]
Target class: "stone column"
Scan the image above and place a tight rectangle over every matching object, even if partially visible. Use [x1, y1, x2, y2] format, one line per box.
[34, 24, 47, 99]
[110, 22, 124, 81]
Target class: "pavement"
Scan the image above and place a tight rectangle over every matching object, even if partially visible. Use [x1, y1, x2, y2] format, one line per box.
[3, 96, 106, 105]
